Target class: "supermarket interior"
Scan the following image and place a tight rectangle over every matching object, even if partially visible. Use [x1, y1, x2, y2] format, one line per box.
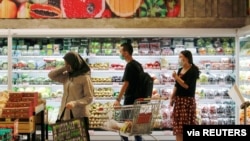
[1, 0, 250, 141]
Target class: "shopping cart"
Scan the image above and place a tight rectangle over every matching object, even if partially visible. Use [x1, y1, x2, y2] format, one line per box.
[102, 98, 162, 141]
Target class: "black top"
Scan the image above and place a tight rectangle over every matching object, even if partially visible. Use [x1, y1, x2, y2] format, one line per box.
[123, 60, 143, 97]
[175, 65, 198, 97]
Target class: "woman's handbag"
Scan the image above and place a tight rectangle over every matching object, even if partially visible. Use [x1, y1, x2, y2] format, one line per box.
[51, 108, 90, 141]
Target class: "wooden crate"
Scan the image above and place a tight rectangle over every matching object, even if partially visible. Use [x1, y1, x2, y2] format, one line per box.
[0, 116, 35, 133]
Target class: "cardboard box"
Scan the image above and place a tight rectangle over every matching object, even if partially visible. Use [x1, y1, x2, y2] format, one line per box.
[15, 107, 33, 118]
[0, 117, 34, 133]
[2, 108, 16, 114]
[5, 102, 32, 108]
[8, 92, 22, 98]
[8, 97, 22, 102]
[22, 92, 38, 106]
[21, 97, 36, 108]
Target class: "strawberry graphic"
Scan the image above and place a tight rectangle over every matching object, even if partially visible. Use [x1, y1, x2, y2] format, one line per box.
[166, 0, 180, 17]
[62, 0, 105, 18]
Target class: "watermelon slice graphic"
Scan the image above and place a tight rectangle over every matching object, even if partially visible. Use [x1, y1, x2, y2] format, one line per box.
[61, 0, 105, 18]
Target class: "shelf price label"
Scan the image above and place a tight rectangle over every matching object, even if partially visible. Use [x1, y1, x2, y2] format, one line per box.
[164, 82, 172, 87]
[214, 97, 222, 102]
[89, 130, 95, 135]
[163, 130, 173, 135]
[112, 82, 119, 86]
[5, 118, 11, 122]
[196, 82, 201, 86]
[218, 82, 225, 86]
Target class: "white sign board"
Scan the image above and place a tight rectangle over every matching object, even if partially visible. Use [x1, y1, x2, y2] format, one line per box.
[228, 84, 245, 105]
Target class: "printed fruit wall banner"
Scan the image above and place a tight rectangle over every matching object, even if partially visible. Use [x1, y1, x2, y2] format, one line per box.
[0, 0, 181, 19]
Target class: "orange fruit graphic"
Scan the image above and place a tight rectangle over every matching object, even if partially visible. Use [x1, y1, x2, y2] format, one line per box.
[106, 0, 141, 17]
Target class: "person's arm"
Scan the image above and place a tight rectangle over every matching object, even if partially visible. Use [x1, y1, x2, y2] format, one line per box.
[113, 81, 129, 106]
[48, 66, 68, 83]
[170, 86, 177, 106]
[117, 81, 129, 102]
[172, 71, 189, 89]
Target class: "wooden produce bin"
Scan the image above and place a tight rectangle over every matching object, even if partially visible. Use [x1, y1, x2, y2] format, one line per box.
[0, 116, 35, 133]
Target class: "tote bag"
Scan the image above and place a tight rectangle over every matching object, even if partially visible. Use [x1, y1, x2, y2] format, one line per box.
[51, 108, 90, 141]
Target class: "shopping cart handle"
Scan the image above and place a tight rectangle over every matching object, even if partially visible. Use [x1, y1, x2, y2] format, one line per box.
[136, 97, 168, 101]
[240, 101, 250, 109]
[136, 98, 145, 101]
[114, 106, 122, 109]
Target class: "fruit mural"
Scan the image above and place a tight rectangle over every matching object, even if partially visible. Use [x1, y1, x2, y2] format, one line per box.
[0, 0, 181, 19]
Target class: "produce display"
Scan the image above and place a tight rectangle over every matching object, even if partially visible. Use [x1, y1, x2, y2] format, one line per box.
[0, 91, 44, 118]
[196, 101, 235, 125]
[0, 37, 238, 131]
[94, 87, 113, 98]
[89, 102, 113, 128]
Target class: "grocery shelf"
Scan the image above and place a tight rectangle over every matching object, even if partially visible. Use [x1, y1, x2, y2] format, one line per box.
[12, 55, 64, 59]
[0, 70, 7, 73]
[12, 70, 50, 73]
[10, 28, 237, 38]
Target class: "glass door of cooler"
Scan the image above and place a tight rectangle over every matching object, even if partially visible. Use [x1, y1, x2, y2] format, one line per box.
[187, 37, 236, 126]
[238, 36, 250, 125]
[0, 37, 8, 92]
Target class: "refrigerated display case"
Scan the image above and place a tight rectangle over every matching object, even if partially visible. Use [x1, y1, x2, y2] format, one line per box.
[0, 29, 9, 92]
[236, 25, 250, 125]
[1, 28, 240, 140]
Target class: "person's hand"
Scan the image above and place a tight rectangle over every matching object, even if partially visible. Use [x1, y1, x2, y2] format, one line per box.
[65, 64, 72, 72]
[172, 71, 177, 79]
[66, 101, 76, 109]
[170, 98, 175, 107]
[113, 100, 121, 109]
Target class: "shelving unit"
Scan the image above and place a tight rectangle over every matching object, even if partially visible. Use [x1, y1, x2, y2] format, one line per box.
[0, 28, 244, 140]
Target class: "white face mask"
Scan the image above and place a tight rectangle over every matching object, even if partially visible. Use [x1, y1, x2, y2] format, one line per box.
[178, 59, 183, 67]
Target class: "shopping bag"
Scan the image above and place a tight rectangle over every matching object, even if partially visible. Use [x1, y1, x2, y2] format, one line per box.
[51, 109, 89, 141]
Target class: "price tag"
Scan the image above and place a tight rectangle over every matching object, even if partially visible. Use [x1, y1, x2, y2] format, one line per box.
[89, 130, 95, 135]
[165, 82, 171, 87]
[163, 130, 173, 135]
[196, 82, 201, 86]
[89, 53, 96, 57]
[53, 44, 60, 55]
[161, 68, 168, 72]
[112, 82, 119, 86]
[219, 82, 225, 86]
[5, 118, 11, 122]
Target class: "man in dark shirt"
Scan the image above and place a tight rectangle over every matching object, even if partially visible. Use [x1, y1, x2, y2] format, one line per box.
[113, 41, 143, 141]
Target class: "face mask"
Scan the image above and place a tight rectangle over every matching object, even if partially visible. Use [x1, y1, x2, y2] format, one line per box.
[178, 59, 183, 67]
[120, 55, 125, 60]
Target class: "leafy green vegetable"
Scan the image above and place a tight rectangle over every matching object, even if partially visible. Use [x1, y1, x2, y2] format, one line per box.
[139, 0, 167, 17]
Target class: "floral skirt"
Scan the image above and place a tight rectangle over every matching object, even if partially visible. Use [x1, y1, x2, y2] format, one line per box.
[172, 96, 196, 135]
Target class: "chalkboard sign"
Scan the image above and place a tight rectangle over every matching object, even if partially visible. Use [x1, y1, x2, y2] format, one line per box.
[51, 118, 88, 141]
